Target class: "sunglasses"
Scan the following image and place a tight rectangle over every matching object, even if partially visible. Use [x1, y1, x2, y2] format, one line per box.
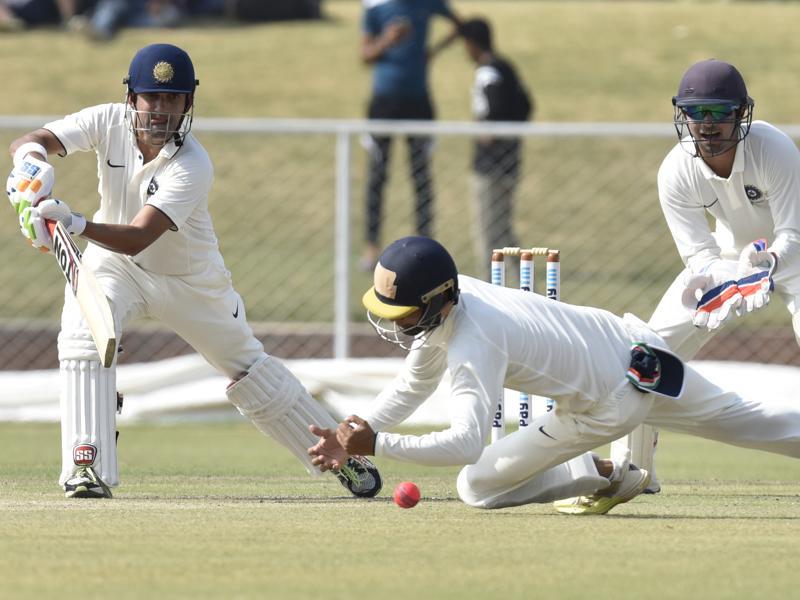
[682, 103, 740, 121]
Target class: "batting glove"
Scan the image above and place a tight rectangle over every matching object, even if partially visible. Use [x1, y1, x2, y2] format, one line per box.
[19, 199, 86, 252]
[736, 239, 777, 315]
[6, 143, 54, 216]
[681, 260, 742, 330]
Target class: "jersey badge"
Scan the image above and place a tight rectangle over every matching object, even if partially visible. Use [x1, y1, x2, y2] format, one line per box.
[147, 177, 159, 197]
[744, 184, 764, 205]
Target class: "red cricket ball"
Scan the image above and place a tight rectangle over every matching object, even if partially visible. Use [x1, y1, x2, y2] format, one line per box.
[393, 481, 420, 509]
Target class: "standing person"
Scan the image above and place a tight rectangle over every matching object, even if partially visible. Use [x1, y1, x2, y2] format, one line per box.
[308, 236, 800, 513]
[359, 0, 462, 271]
[460, 17, 532, 274]
[6, 43, 381, 500]
[611, 58, 800, 498]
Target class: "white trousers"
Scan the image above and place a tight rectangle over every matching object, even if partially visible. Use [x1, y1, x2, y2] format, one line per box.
[459, 349, 800, 509]
[62, 247, 264, 376]
[58, 248, 265, 486]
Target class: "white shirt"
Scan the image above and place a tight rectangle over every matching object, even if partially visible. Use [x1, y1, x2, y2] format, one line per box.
[366, 275, 641, 466]
[657, 120, 800, 289]
[44, 103, 223, 276]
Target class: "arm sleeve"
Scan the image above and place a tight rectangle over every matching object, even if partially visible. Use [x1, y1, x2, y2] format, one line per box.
[146, 156, 214, 231]
[373, 343, 505, 467]
[42, 104, 116, 156]
[364, 344, 448, 432]
[432, 0, 454, 19]
[657, 157, 722, 273]
[473, 66, 502, 121]
[762, 132, 800, 286]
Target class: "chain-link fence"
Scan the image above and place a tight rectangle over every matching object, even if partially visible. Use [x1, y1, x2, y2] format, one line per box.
[1, 118, 798, 369]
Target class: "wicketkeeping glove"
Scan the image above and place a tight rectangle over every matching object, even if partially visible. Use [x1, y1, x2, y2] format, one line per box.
[681, 260, 742, 330]
[736, 239, 777, 315]
[19, 199, 86, 252]
[6, 143, 54, 216]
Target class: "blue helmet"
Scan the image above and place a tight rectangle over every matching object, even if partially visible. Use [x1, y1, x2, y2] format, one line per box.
[363, 236, 460, 348]
[125, 43, 198, 94]
[123, 44, 198, 147]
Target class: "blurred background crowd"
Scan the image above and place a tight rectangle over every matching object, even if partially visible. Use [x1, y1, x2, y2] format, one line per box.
[0, 0, 322, 40]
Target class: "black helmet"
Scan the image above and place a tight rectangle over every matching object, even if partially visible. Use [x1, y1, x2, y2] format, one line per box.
[672, 59, 754, 157]
[362, 236, 460, 348]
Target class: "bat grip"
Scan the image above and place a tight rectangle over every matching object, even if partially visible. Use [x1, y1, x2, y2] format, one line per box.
[45, 219, 56, 237]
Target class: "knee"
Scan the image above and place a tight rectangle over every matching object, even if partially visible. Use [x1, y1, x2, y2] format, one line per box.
[456, 465, 493, 509]
[58, 328, 102, 362]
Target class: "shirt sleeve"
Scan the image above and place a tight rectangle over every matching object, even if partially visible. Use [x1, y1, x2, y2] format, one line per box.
[364, 344, 447, 432]
[373, 339, 505, 467]
[657, 153, 722, 273]
[362, 3, 378, 35]
[762, 130, 800, 286]
[472, 66, 501, 121]
[43, 104, 116, 156]
[146, 154, 213, 231]
[431, 0, 454, 19]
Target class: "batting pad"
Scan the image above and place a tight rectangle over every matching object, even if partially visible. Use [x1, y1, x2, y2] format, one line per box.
[456, 452, 608, 509]
[59, 359, 119, 487]
[226, 355, 339, 475]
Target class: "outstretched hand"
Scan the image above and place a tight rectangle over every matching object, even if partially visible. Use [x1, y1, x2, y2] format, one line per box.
[308, 424, 348, 472]
[336, 415, 377, 456]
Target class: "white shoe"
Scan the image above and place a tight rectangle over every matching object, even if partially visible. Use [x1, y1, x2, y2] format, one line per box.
[554, 465, 650, 515]
[63, 466, 112, 499]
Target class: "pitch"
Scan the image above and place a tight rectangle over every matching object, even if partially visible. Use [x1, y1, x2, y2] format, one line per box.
[2, 422, 798, 599]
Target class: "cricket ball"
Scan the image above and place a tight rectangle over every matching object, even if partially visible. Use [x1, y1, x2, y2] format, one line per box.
[393, 481, 420, 509]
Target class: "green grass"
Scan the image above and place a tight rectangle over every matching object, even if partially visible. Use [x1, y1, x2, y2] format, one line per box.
[2, 1, 800, 330]
[2, 421, 800, 599]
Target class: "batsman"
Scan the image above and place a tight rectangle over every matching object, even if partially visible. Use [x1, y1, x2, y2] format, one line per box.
[6, 43, 382, 499]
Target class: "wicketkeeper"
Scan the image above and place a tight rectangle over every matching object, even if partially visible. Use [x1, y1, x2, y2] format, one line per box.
[308, 237, 800, 513]
[6, 43, 382, 499]
[612, 59, 800, 497]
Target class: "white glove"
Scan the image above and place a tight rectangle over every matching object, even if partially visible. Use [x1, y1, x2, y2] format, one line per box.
[681, 260, 742, 330]
[19, 199, 86, 251]
[735, 239, 777, 314]
[6, 143, 54, 215]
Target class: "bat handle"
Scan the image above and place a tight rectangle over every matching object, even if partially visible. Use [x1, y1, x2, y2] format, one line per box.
[45, 219, 57, 237]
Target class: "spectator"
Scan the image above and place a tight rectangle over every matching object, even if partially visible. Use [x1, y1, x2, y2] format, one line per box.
[359, 0, 462, 271]
[0, 0, 82, 30]
[460, 18, 532, 274]
[77, 0, 184, 40]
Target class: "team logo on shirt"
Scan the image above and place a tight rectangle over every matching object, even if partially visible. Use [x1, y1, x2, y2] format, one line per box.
[153, 61, 175, 84]
[744, 185, 764, 205]
[147, 177, 158, 197]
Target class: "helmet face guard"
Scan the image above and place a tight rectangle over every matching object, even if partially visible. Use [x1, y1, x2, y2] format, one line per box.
[124, 43, 199, 147]
[673, 100, 753, 158]
[125, 98, 194, 147]
[671, 59, 753, 158]
[366, 281, 456, 350]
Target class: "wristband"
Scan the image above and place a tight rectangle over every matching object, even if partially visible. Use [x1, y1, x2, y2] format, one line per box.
[13, 142, 48, 167]
[70, 213, 87, 236]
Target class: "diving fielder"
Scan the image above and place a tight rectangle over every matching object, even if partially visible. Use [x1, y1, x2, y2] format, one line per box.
[6, 43, 381, 499]
[612, 59, 800, 496]
[308, 237, 800, 513]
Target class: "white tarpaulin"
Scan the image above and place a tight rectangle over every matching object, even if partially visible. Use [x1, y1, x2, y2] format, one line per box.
[1, 354, 798, 426]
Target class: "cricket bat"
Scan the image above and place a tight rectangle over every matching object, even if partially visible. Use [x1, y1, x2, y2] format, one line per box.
[47, 220, 116, 368]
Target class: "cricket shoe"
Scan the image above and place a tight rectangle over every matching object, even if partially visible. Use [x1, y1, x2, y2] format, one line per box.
[553, 464, 650, 515]
[63, 467, 113, 499]
[336, 456, 383, 498]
